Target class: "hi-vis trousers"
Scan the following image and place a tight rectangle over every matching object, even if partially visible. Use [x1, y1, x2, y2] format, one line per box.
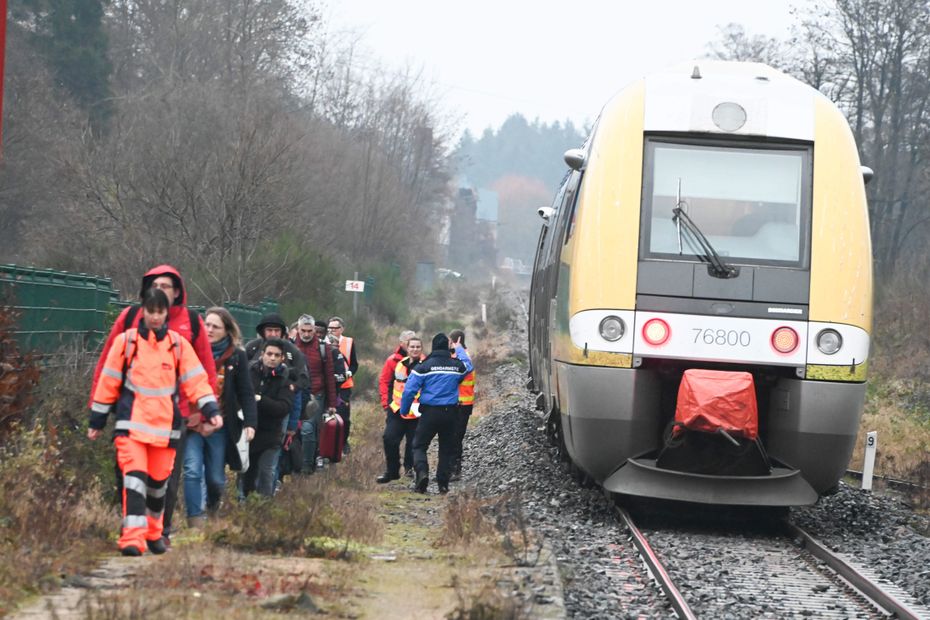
[115, 436, 176, 552]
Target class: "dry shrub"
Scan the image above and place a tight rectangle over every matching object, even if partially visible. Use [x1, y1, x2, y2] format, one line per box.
[0, 426, 113, 615]
[0, 306, 41, 438]
[439, 491, 497, 547]
[870, 278, 930, 379]
[446, 576, 527, 620]
[852, 383, 930, 479]
[214, 404, 382, 555]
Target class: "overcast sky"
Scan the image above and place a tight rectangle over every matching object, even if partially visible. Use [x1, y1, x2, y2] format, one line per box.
[326, 0, 800, 137]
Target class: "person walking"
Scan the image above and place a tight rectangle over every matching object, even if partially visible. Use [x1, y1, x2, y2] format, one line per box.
[245, 313, 308, 481]
[377, 335, 425, 483]
[449, 329, 475, 481]
[242, 339, 294, 497]
[183, 307, 257, 526]
[89, 264, 217, 546]
[293, 314, 338, 472]
[327, 316, 358, 453]
[87, 288, 222, 556]
[399, 333, 472, 494]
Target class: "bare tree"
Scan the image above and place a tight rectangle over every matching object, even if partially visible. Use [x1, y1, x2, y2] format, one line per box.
[706, 23, 786, 66]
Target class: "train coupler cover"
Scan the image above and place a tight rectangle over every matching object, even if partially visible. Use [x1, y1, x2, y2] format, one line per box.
[657, 369, 769, 476]
[672, 369, 758, 439]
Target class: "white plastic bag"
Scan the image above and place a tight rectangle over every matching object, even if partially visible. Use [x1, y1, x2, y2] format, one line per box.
[236, 409, 250, 473]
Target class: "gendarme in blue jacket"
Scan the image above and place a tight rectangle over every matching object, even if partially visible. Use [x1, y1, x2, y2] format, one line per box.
[399, 343, 473, 415]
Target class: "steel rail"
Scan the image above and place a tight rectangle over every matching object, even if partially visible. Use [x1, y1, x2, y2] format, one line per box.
[846, 469, 929, 493]
[615, 507, 697, 620]
[786, 522, 925, 620]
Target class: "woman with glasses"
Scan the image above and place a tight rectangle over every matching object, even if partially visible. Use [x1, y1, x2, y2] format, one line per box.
[183, 307, 257, 525]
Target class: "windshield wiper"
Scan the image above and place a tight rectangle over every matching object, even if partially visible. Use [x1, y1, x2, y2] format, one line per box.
[672, 205, 740, 279]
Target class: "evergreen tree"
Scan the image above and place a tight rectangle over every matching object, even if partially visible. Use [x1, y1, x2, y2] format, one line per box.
[19, 0, 112, 129]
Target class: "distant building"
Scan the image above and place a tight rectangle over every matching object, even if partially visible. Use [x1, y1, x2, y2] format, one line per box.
[437, 182, 498, 278]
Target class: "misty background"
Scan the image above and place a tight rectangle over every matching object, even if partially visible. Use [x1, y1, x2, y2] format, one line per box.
[2, 0, 930, 369]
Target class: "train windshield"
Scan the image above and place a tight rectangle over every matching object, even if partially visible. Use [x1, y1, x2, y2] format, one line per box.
[642, 139, 811, 267]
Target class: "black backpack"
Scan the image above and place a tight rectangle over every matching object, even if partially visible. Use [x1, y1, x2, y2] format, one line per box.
[321, 342, 348, 384]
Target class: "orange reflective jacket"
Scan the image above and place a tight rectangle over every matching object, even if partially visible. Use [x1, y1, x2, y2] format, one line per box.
[452, 348, 476, 405]
[459, 369, 475, 405]
[90, 326, 219, 447]
[338, 336, 354, 389]
[390, 356, 422, 419]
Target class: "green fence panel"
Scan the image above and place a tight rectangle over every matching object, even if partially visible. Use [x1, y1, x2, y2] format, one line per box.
[224, 301, 262, 339]
[0, 264, 116, 351]
[1, 263, 279, 354]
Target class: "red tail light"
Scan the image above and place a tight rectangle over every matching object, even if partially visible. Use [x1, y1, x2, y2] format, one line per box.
[642, 318, 671, 346]
[771, 326, 799, 353]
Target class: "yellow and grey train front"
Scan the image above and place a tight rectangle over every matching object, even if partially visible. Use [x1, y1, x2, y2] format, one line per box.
[530, 61, 872, 506]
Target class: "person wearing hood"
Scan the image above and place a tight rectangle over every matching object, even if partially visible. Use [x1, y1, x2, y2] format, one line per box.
[244, 312, 309, 392]
[89, 264, 218, 545]
[88, 288, 221, 556]
[399, 333, 472, 495]
[241, 339, 295, 497]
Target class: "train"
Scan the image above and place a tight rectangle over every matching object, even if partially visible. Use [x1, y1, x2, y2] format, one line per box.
[528, 61, 873, 506]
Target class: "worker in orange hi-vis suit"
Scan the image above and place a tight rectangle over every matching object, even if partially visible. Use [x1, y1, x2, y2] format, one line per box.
[87, 288, 222, 556]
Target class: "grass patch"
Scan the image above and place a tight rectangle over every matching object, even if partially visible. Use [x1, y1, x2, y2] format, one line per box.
[0, 425, 114, 615]
[214, 402, 384, 556]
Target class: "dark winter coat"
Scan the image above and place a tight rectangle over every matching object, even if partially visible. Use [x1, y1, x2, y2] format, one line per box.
[214, 346, 258, 470]
[248, 360, 294, 454]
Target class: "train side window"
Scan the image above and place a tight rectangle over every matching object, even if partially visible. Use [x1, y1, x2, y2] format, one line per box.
[543, 174, 570, 265]
[564, 172, 584, 245]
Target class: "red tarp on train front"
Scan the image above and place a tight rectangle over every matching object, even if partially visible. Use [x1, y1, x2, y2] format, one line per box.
[674, 369, 758, 440]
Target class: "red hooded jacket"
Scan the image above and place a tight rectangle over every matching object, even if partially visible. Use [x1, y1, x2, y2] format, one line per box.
[378, 345, 406, 408]
[88, 265, 218, 414]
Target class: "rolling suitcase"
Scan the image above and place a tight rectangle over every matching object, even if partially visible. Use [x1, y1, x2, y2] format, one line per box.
[318, 413, 345, 463]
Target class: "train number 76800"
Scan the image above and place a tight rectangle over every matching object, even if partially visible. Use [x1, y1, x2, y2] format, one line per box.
[692, 328, 751, 347]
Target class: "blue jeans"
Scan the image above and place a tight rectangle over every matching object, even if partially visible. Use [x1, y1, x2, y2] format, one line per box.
[302, 392, 325, 470]
[183, 428, 227, 518]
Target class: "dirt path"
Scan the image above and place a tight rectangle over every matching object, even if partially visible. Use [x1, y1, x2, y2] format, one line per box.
[9, 286, 566, 619]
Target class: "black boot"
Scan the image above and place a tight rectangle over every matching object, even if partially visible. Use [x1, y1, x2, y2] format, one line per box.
[414, 471, 429, 494]
[120, 546, 142, 557]
[146, 538, 167, 555]
[376, 472, 400, 484]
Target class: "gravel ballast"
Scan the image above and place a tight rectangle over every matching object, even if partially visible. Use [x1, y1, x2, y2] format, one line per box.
[461, 289, 930, 617]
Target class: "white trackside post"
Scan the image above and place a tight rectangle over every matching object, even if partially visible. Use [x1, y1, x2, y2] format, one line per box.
[862, 431, 877, 491]
[481, 303, 487, 323]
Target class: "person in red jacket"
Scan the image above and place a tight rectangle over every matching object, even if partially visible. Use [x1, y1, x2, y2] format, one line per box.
[377, 330, 416, 480]
[88, 288, 222, 556]
[89, 265, 217, 544]
[378, 330, 416, 411]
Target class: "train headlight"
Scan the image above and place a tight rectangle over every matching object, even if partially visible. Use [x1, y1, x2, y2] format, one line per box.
[642, 318, 671, 346]
[599, 316, 625, 342]
[771, 326, 799, 354]
[816, 329, 843, 355]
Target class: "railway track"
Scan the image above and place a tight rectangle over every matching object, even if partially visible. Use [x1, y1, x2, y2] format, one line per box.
[616, 505, 930, 619]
